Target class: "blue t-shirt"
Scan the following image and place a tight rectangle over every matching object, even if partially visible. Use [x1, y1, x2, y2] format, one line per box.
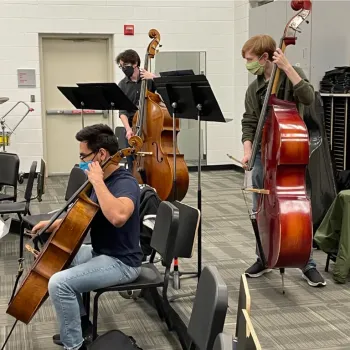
[89, 167, 143, 267]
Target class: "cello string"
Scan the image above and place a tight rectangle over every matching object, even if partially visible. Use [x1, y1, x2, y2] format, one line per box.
[0, 320, 18, 350]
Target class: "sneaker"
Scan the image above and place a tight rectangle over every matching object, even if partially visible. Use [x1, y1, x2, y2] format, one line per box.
[302, 268, 326, 287]
[52, 322, 95, 346]
[245, 261, 272, 278]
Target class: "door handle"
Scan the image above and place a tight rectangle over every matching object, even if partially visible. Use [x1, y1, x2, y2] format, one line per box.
[46, 109, 108, 117]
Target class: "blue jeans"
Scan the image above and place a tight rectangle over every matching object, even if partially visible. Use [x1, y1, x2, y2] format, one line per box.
[48, 244, 141, 350]
[251, 152, 316, 273]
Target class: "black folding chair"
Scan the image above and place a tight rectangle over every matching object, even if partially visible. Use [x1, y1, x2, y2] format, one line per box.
[187, 265, 228, 350]
[0, 161, 37, 254]
[88, 201, 180, 340]
[169, 200, 200, 299]
[88, 265, 228, 350]
[35, 158, 46, 202]
[22, 166, 86, 229]
[22, 166, 87, 250]
[0, 152, 20, 202]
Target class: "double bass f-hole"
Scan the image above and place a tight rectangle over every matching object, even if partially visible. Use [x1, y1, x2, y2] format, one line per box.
[152, 141, 163, 163]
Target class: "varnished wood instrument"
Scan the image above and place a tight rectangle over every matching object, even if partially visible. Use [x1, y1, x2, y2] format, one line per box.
[131, 29, 189, 202]
[247, 0, 313, 271]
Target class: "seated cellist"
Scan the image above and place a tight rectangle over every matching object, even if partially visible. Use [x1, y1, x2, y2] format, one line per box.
[31, 124, 143, 350]
[240, 34, 326, 287]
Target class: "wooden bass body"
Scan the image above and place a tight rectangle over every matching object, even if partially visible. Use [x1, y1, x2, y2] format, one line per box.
[132, 91, 189, 202]
[257, 98, 313, 269]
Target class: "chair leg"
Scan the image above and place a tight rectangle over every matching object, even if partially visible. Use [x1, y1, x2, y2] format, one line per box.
[325, 254, 330, 272]
[92, 292, 102, 340]
[149, 287, 173, 331]
[148, 288, 164, 321]
[83, 292, 90, 320]
[17, 214, 24, 260]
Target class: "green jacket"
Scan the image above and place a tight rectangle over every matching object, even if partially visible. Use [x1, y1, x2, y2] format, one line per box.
[314, 190, 350, 284]
[241, 66, 315, 143]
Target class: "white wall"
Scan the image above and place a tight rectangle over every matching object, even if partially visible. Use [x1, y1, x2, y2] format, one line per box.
[0, 0, 243, 172]
[248, 0, 350, 89]
[233, 0, 250, 163]
[309, 0, 350, 89]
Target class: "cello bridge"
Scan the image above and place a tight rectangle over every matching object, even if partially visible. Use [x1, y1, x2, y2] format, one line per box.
[137, 151, 153, 157]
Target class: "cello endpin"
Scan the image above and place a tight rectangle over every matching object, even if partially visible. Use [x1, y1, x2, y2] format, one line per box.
[280, 268, 285, 295]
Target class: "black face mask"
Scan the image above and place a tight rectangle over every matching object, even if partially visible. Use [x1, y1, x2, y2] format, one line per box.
[122, 66, 134, 78]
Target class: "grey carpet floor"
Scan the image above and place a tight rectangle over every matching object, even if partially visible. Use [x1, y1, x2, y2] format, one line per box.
[0, 170, 349, 350]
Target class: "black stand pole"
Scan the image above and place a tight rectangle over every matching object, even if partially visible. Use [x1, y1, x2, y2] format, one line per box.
[171, 102, 178, 200]
[196, 104, 202, 279]
[154, 74, 226, 284]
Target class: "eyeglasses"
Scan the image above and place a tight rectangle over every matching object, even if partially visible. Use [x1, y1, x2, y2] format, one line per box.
[118, 63, 133, 69]
[79, 151, 95, 161]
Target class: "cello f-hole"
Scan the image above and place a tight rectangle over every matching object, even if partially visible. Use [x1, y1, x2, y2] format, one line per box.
[152, 142, 163, 163]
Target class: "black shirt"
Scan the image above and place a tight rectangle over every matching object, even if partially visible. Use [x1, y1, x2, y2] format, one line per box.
[89, 167, 143, 267]
[118, 76, 156, 126]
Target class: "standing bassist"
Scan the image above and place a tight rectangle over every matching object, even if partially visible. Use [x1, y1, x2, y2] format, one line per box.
[240, 34, 326, 287]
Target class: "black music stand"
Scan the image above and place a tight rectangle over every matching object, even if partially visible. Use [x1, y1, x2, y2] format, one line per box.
[77, 83, 136, 131]
[58, 86, 107, 129]
[154, 74, 226, 287]
[159, 69, 194, 77]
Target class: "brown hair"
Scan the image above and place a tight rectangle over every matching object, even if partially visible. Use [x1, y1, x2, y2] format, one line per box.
[241, 35, 276, 60]
[115, 49, 141, 66]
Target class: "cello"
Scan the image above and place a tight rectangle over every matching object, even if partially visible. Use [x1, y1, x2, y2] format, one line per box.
[246, 0, 313, 291]
[1, 137, 142, 345]
[131, 29, 189, 202]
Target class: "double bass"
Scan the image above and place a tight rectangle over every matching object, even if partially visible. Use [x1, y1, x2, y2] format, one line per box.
[131, 29, 189, 202]
[247, 0, 313, 287]
[2, 138, 142, 335]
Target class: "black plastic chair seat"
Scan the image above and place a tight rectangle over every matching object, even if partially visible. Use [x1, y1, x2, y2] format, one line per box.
[94, 263, 163, 293]
[22, 213, 53, 227]
[0, 193, 15, 201]
[22, 212, 66, 228]
[0, 201, 26, 214]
